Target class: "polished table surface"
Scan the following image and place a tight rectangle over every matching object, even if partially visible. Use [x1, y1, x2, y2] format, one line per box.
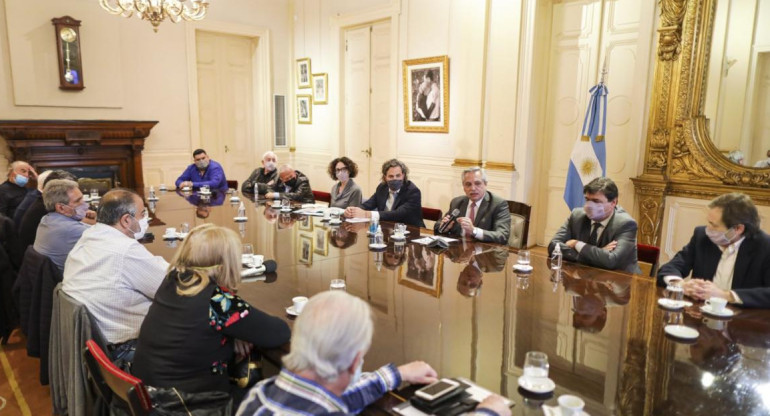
[142, 190, 770, 416]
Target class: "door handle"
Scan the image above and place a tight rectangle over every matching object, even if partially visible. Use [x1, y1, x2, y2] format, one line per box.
[361, 147, 371, 157]
[225, 145, 230, 153]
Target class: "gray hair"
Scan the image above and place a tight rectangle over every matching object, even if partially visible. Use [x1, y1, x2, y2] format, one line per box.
[7, 160, 30, 175]
[97, 189, 139, 225]
[43, 179, 79, 212]
[282, 291, 373, 381]
[461, 167, 487, 184]
[262, 151, 277, 161]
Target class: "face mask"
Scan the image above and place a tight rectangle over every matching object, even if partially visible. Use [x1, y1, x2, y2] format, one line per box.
[130, 215, 150, 240]
[67, 203, 89, 221]
[706, 227, 736, 247]
[195, 160, 209, 169]
[14, 174, 29, 187]
[387, 180, 403, 192]
[264, 161, 276, 171]
[285, 178, 297, 188]
[336, 171, 349, 182]
[350, 358, 364, 386]
[584, 201, 607, 221]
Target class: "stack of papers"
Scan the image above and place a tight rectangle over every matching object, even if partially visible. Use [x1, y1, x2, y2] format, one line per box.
[412, 236, 459, 247]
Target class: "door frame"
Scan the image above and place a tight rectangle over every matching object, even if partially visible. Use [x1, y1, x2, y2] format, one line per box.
[185, 21, 272, 159]
[331, 0, 401, 163]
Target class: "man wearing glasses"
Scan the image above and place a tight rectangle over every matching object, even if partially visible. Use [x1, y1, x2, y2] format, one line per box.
[63, 189, 168, 366]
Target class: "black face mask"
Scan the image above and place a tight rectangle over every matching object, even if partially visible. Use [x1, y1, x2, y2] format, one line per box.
[285, 178, 297, 188]
[387, 180, 403, 191]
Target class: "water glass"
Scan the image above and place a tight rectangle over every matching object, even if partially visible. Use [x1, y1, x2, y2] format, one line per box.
[282, 198, 290, 209]
[180, 222, 190, 234]
[523, 351, 549, 379]
[201, 185, 210, 194]
[665, 285, 684, 301]
[330, 279, 346, 291]
[394, 223, 407, 237]
[90, 188, 99, 199]
[516, 275, 530, 290]
[242, 243, 254, 257]
[517, 249, 531, 265]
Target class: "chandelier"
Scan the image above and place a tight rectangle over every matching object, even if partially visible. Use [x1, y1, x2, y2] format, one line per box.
[99, 0, 209, 32]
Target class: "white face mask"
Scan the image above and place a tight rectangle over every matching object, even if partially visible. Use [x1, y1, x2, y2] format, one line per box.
[336, 171, 349, 182]
[584, 201, 608, 221]
[349, 358, 364, 387]
[706, 227, 736, 247]
[264, 161, 276, 171]
[131, 215, 150, 240]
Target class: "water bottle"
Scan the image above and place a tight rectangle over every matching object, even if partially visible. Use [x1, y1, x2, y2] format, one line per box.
[374, 225, 384, 246]
[237, 202, 246, 218]
[550, 244, 562, 270]
[369, 217, 378, 235]
[148, 186, 156, 200]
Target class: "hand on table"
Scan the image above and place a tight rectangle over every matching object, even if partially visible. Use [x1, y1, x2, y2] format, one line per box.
[684, 279, 730, 301]
[397, 361, 438, 385]
[565, 239, 578, 249]
[477, 395, 511, 416]
[180, 181, 193, 189]
[344, 207, 368, 219]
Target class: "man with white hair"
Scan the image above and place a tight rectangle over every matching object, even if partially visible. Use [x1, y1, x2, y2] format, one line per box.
[242, 151, 279, 195]
[0, 161, 37, 219]
[265, 164, 315, 204]
[237, 291, 510, 415]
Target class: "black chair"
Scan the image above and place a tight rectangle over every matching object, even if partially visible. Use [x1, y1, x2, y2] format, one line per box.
[507, 200, 532, 249]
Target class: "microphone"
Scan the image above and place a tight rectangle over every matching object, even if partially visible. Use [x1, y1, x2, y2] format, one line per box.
[438, 208, 461, 234]
[262, 260, 277, 273]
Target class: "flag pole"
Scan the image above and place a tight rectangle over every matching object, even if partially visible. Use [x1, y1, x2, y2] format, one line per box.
[600, 54, 608, 84]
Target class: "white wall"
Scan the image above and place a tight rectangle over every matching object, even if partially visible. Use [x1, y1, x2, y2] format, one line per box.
[0, 0, 291, 184]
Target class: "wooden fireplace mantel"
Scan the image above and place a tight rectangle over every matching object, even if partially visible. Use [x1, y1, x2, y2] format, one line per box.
[0, 120, 158, 194]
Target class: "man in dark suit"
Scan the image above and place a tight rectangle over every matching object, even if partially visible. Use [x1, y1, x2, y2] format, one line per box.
[434, 167, 510, 244]
[657, 193, 770, 309]
[344, 159, 425, 227]
[548, 177, 641, 274]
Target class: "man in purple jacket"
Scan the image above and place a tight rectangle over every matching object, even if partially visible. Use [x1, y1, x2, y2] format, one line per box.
[175, 149, 228, 191]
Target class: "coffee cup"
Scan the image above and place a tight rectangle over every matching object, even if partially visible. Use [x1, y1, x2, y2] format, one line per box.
[165, 227, 176, 236]
[558, 394, 585, 416]
[323, 209, 331, 220]
[251, 254, 264, 268]
[705, 297, 727, 313]
[292, 296, 309, 314]
[703, 317, 726, 330]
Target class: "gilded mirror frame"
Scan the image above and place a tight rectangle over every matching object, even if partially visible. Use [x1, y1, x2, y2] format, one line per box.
[633, 0, 770, 246]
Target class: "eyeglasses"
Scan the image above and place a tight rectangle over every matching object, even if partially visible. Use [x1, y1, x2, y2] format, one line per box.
[335, 167, 348, 173]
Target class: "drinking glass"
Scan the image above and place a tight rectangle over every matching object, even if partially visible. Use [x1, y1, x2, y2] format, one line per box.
[330, 279, 347, 291]
[180, 222, 190, 234]
[523, 351, 549, 378]
[665, 285, 684, 301]
[90, 188, 99, 199]
[516, 275, 530, 290]
[394, 223, 407, 237]
[517, 249, 531, 265]
[242, 244, 254, 257]
[201, 185, 210, 194]
[330, 212, 340, 223]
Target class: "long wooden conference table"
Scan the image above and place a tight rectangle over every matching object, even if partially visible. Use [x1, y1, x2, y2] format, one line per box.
[141, 190, 770, 415]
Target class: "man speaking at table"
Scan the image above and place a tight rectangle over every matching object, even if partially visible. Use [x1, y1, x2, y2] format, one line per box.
[657, 193, 770, 308]
[434, 167, 510, 244]
[175, 149, 228, 191]
[344, 159, 425, 228]
[548, 177, 641, 274]
[237, 291, 510, 415]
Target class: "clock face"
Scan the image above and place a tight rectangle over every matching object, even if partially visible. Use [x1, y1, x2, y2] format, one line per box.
[60, 27, 77, 43]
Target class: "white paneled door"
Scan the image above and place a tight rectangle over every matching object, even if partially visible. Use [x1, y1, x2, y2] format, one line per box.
[196, 30, 256, 186]
[344, 21, 391, 196]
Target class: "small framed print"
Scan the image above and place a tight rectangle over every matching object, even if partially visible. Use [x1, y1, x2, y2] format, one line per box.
[311, 73, 328, 104]
[297, 95, 312, 124]
[403, 55, 450, 133]
[296, 58, 312, 89]
[314, 228, 329, 256]
[298, 214, 313, 231]
[298, 235, 313, 265]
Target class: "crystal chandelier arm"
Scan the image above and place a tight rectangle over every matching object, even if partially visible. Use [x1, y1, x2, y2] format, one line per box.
[99, 0, 133, 17]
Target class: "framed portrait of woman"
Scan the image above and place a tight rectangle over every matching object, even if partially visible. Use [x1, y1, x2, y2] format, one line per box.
[402, 55, 449, 133]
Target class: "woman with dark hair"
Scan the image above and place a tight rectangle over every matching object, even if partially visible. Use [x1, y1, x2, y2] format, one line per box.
[327, 157, 362, 209]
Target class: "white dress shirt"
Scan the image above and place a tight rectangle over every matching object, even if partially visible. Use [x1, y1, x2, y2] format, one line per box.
[713, 237, 745, 303]
[62, 223, 169, 344]
[575, 214, 613, 253]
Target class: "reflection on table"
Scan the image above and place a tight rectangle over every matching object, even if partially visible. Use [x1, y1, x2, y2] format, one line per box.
[142, 191, 770, 416]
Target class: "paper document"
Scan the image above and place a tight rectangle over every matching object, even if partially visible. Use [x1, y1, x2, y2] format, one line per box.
[345, 218, 370, 223]
[412, 236, 459, 247]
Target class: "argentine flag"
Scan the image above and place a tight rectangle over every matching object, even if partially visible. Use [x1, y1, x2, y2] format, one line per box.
[564, 82, 608, 210]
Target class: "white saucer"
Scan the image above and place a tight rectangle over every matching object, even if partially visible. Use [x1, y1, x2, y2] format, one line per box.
[177, 232, 188, 239]
[147, 196, 159, 201]
[329, 220, 342, 225]
[230, 197, 240, 202]
[181, 187, 191, 191]
[285, 306, 299, 316]
[234, 216, 248, 222]
[369, 243, 387, 250]
[664, 324, 699, 340]
[199, 191, 212, 196]
[699, 305, 734, 318]
[517, 376, 555, 394]
[657, 298, 693, 310]
[513, 264, 534, 272]
[162, 233, 177, 240]
[390, 234, 407, 241]
[542, 405, 589, 416]
[280, 208, 292, 212]
[90, 196, 101, 200]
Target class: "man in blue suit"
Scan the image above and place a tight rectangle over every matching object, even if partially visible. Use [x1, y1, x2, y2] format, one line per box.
[344, 159, 425, 228]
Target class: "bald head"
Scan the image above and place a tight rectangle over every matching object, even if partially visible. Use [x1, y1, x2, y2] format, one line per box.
[7, 161, 35, 185]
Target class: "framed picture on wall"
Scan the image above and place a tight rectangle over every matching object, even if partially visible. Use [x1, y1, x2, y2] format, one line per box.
[297, 95, 312, 124]
[296, 58, 312, 89]
[397, 244, 443, 297]
[402, 55, 450, 133]
[312, 73, 328, 104]
[298, 214, 313, 231]
[298, 235, 313, 265]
